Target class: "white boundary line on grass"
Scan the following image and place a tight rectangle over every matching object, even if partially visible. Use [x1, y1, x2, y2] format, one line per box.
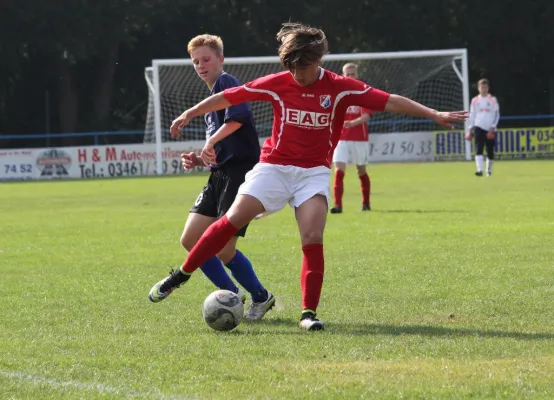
[0, 370, 195, 400]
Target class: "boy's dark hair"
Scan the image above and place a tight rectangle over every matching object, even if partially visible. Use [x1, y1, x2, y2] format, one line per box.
[276, 23, 328, 70]
[478, 78, 489, 86]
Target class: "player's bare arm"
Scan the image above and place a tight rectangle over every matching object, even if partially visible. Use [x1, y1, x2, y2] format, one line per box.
[200, 121, 243, 165]
[385, 94, 468, 128]
[170, 92, 232, 137]
[180, 152, 208, 170]
[343, 113, 371, 128]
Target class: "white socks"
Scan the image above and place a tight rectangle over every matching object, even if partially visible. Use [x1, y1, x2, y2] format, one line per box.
[475, 155, 484, 172]
[486, 158, 493, 176]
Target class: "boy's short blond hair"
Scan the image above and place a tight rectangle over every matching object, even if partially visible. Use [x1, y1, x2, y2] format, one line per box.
[342, 63, 358, 71]
[478, 78, 489, 86]
[187, 34, 224, 56]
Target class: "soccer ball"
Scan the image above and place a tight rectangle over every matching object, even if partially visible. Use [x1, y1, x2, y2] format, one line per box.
[202, 290, 244, 331]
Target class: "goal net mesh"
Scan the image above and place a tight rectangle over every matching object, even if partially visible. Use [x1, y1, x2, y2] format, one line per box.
[144, 54, 463, 142]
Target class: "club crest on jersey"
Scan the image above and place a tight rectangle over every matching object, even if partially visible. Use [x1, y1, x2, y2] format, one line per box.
[319, 95, 332, 109]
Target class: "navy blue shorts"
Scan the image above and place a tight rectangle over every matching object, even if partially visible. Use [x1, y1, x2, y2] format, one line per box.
[190, 161, 256, 237]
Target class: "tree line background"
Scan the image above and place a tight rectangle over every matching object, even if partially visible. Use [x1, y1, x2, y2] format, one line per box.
[0, 0, 553, 145]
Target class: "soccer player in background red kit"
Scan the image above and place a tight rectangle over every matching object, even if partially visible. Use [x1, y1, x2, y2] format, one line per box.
[331, 62, 374, 213]
[149, 22, 468, 331]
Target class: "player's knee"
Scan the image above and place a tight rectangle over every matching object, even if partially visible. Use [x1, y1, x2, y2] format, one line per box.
[180, 233, 196, 252]
[226, 212, 249, 231]
[227, 196, 263, 227]
[300, 229, 324, 246]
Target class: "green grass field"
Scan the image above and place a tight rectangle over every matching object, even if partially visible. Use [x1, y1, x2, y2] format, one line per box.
[1, 161, 553, 399]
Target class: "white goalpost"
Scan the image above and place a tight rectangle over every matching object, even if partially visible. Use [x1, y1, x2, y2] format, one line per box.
[145, 49, 470, 174]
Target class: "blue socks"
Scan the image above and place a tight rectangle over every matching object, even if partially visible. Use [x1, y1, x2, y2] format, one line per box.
[199, 256, 238, 293]
[198, 250, 268, 303]
[225, 250, 268, 303]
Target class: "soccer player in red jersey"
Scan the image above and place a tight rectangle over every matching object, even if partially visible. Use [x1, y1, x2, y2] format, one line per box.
[331, 62, 374, 213]
[149, 23, 468, 331]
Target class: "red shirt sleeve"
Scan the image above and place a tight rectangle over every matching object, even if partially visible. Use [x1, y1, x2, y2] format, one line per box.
[341, 78, 390, 112]
[223, 74, 278, 105]
[354, 87, 390, 112]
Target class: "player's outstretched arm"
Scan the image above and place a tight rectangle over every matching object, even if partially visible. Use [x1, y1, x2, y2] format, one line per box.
[385, 94, 468, 129]
[170, 92, 232, 137]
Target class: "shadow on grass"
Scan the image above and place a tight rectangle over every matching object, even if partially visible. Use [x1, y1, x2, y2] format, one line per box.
[233, 319, 554, 340]
[217, 317, 301, 335]
[241, 317, 298, 329]
[371, 209, 467, 214]
[330, 323, 554, 340]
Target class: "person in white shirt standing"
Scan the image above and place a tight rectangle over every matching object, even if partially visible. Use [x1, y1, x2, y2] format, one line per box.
[466, 78, 500, 176]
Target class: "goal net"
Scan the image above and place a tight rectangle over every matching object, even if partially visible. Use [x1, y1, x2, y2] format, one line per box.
[144, 49, 468, 173]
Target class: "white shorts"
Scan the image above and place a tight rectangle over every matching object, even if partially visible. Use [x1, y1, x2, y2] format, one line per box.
[237, 163, 331, 217]
[332, 140, 369, 165]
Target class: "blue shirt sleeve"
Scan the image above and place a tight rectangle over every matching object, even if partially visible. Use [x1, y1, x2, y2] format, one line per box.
[215, 75, 252, 125]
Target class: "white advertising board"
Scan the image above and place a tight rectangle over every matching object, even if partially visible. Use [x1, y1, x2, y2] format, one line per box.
[0, 142, 208, 181]
[1, 132, 436, 181]
[367, 132, 435, 163]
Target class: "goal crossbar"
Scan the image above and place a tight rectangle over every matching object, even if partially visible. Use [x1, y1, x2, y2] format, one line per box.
[147, 48, 470, 174]
[152, 49, 468, 67]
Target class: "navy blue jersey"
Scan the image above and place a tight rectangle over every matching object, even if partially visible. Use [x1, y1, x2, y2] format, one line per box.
[205, 72, 260, 169]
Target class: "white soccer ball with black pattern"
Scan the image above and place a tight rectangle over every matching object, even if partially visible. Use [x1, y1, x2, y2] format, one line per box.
[202, 290, 244, 331]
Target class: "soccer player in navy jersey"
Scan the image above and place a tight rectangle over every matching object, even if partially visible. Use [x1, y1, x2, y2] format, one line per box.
[150, 24, 467, 330]
[150, 34, 275, 321]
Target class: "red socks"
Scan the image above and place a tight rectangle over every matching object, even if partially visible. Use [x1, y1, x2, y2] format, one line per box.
[183, 218, 326, 315]
[336, 170, 371, 208]
[181, 216, 238, 273]
[300, 243, 325, 313]
[333, 169, 345, 208]
[359, 173, 371, 207]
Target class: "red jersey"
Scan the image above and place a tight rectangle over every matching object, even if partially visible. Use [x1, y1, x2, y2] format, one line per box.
[340, 106, 373, 141]
[223, 69, 390, 168]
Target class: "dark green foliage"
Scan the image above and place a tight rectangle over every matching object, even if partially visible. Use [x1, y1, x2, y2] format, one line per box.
[0, 0, 552, 136]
